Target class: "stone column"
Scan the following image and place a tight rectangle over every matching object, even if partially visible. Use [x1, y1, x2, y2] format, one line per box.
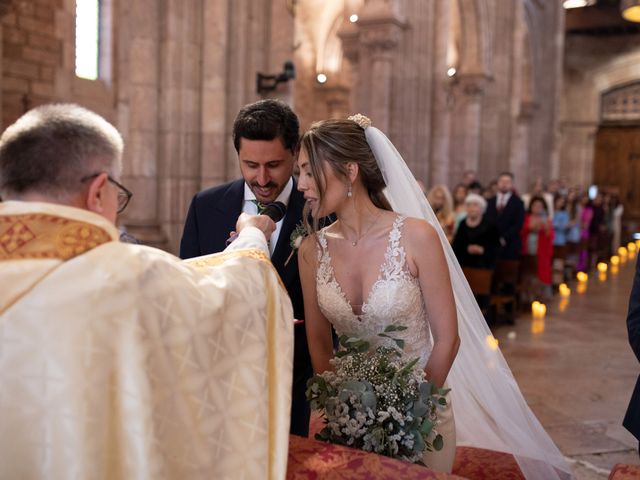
[157, 0, 203, 254]
[117, 0, 166, 248]
[450, 73, 486, 183]
[200, 0, 229, 188]
[509, 101, 535, 193]
[428, 0, 453, 187]
[356, 0, 405, 132]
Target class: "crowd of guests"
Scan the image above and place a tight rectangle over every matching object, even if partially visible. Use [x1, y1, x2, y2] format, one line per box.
[426, 170, 625, 325]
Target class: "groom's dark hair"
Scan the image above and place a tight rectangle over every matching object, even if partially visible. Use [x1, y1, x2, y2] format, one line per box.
[232, 99, 300, 154]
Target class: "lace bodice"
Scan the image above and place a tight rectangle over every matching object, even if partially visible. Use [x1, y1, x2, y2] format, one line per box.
[316, 215, 433, 367]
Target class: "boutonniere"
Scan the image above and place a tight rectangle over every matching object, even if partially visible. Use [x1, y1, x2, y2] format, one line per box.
[284, 222, 308, 266]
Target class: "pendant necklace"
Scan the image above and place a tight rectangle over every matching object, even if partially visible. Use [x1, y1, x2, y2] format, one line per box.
[347, 212, 382, 247]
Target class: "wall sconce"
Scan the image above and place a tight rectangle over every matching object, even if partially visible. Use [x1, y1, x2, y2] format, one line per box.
[256, 61, 296, 94]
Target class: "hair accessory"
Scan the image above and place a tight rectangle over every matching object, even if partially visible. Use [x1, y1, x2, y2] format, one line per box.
[348, 114, 372, 130]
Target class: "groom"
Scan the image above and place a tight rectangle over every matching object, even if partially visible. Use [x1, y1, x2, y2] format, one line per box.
[180, 99, 312, 436]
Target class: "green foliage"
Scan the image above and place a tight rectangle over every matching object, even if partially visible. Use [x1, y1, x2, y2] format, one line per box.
[305, 328, 450, 465]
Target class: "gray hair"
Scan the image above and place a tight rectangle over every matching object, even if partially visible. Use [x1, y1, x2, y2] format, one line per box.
[464, 192, 487, 213]
[0, 103, 123, 199]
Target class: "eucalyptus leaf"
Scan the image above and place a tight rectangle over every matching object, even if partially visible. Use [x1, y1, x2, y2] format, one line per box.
[433, 433, 444, 451]
[412, 401, 428, 418]
[383, 325, 408, 332]
[361, 391, 377, 409]
[342, 381, 366, 393]
[438, 387, 451, 396]
[419, 382, 432, 399]
[394, 338, 405, 349]
[420, 418, 434, 435]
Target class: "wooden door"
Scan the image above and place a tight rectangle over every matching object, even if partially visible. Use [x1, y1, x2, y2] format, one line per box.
[593, 126, 640, 220]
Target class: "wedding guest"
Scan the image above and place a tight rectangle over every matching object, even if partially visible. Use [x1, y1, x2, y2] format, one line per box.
[589, 191, 606, 266]
[522, 178, 554, 218]
[0, 104, 293, 479]
[521, 196, 554, 300]
[552, 195, 570, 285]
[452, 193, 500, 269]
[180, 99, 313, 437]
[467, 180, 483, 196]
[452, 193, 500, 319]
[552, 195, 570, 249]
[611, 194, 624, 254]
[462, 169, 477, 188]
[484, 179, 498, 200]
[565, 188, 582, 273]
[427, 184, 455, 242]
[452, 183, 468, 234]
[485, 171, 525, 262]
[577, 193, 594, 272]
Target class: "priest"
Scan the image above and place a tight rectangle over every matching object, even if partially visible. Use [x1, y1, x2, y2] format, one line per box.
[0, 104, 293, 479]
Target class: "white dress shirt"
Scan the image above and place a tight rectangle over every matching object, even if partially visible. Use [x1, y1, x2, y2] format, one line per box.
[243, 177, 293, 256]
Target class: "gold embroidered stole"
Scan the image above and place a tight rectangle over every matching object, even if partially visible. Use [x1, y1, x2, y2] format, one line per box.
[0, 213, 113, 261]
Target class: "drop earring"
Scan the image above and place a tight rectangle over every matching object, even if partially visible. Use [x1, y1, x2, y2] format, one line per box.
[347, 184, 353, 198]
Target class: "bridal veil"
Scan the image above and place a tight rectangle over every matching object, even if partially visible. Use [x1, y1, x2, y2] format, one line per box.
[353, 115, 573, 480]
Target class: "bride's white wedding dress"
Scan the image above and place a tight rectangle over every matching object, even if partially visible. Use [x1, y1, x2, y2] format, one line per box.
[315, 214, 457, 471]
[307, 116, 572, 479]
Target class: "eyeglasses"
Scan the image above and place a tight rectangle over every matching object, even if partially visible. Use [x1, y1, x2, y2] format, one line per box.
[81, 173, 133, 214]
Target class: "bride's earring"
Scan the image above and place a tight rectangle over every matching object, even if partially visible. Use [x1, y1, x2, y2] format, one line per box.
[347, 184, 353, 198]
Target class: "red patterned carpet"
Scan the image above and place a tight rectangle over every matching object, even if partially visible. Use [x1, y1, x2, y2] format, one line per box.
[287, 416, 526, 479]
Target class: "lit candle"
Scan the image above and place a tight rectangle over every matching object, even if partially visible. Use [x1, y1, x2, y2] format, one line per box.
[559, 283, 571, 297]
[577, 272, 588, 283]
[531, 318, 545, 334]
[619, 246, 628, 257]
[628, 242, 637, 253]
[597, 262, 608, 273]
[531, 301, 546, 318]
[559, 298, 569, 313]
[611, 255, 620, 266]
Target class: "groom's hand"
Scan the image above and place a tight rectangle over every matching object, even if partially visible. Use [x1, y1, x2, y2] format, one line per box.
[236, 213, 276, 239]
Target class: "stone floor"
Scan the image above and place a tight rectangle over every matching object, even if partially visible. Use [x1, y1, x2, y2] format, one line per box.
[493, 257, 640, 479]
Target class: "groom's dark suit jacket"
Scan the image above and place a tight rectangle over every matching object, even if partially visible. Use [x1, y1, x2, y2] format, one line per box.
[180, 178, 312, 437]
[624, 255, 640, 443]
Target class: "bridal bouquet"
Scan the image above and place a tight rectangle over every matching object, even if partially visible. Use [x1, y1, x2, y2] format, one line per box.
[306, 326, 449, 464]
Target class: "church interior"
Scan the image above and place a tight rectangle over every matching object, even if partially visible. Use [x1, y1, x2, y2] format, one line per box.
[2, 0, 640, 478]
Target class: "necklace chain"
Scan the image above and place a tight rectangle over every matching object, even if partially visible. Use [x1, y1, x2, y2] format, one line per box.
[345, 211, 382, 246]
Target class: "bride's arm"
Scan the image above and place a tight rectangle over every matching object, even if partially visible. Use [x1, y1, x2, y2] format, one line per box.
[298, 235, 334, 374]
[406, 218, 460, 387]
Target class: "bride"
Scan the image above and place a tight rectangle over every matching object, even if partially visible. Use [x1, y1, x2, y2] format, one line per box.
[296, 115, 572, 479]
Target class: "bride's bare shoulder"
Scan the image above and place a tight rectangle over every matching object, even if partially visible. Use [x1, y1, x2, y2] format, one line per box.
[402, 216, 440, 245]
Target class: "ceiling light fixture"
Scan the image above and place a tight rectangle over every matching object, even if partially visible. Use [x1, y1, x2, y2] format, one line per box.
[562, 0, 596, 8]
[621, 0, 640, 22]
